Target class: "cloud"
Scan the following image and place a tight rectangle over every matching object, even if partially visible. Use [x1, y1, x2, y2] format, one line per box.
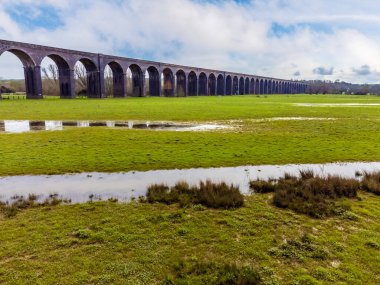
[352, 65, 371, 76]
[0, 0, 380, 84]
[313, 66, 334, 76]
[293, 71, 301, 76]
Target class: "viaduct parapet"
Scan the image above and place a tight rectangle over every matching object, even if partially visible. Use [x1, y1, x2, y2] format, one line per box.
[0, 39, 308, 99]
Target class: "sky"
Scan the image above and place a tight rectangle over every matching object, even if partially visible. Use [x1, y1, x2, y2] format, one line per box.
[0, 0, 380, 83]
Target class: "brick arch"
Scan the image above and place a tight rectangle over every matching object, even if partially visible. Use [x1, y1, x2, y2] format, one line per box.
[188, 71, 197, 96]
[162, 67, 174, 97]
[198, 72, 207, 96]
[1, 48, 41, 98]
[147, 66, 160, 97]
[217, 74, 224, 95]
[208, 73, 216, 95]
[104, 61, 125, 98]
[176, 69, 187, 97]
[41, 54, 73, 98]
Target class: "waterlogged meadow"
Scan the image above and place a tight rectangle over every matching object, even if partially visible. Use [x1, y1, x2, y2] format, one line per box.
[1, 189, 380, 284]
[1, 95, 380, 284]
[1, 95, 380, 176]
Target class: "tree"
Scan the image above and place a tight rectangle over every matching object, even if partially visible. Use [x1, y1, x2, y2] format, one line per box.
[74, 63, 87, 95]
[42, 64, 60, 96]
[104, 66, 113, 97]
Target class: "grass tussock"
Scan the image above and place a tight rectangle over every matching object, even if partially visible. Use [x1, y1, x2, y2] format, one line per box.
[165, 260, 261, 285]
[147, 180, 244, 209]
[269, 234, 329, 260]
[361, 171, 380, 195]
[250, 171, 360, 218]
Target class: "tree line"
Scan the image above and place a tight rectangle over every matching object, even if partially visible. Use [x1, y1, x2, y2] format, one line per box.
[306, 80, 380, 95]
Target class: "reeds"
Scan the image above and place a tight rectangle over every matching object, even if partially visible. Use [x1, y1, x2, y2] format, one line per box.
[147, 180, 244, 209]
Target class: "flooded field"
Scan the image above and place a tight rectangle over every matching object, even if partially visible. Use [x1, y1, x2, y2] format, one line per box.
[1, 162, 380, 204]
[0, 120, 227, 133]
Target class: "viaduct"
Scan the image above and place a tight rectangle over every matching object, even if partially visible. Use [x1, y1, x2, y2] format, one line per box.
[0, 39, 308, 99]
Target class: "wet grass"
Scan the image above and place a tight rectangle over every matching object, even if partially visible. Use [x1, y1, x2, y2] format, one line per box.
[0, 192, 379, 284]
[147, 180, 244, 209]
[0, 95, 380, 283]
[1, 94, 380, 121]
[0, 95, 380, 176]
[0, 117, 380, 176]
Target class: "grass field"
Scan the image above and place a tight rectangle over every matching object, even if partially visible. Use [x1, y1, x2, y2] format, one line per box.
[1, 95, 380, 284]
[1, 193, 379, 284]
[1, 95, 380, 176]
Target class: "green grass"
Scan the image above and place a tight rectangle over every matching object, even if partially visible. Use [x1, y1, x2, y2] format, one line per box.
[1, 95, 380, 176]
[0, 192, 379, 284]
[0, 93, 27, 100]
[0, 95, 380, 121]
[0, 94, 380, 121]
[1, 95, 380, 284]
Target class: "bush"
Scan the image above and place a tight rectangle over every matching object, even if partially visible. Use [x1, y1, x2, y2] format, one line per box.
[249, 180, 276, 193]
[361, 171, 380, 195]
[197, 181, 244, 209]
[147, 180, 244, 209]
[251, 171, 360, 218]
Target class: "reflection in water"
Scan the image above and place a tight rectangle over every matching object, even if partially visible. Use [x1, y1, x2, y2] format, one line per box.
[0, 162, 380, 204]
[0, 120, 225, 133]
[78, 121, 90, 127]
[46, 121, 63, 131]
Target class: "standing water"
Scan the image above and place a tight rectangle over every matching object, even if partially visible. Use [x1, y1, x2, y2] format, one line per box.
[1, 162, 380, 203]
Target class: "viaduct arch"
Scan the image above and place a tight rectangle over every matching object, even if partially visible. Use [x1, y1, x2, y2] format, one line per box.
[0, 39, 308, 99]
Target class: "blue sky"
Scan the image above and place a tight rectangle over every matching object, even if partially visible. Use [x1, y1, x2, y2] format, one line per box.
[1, 0, 380, 83]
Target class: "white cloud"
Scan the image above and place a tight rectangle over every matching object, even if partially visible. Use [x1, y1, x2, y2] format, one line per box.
[0, 0, 380, 83]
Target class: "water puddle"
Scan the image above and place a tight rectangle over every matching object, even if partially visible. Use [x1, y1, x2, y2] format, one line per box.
[1, 162, 380, 204]
[251, 117, 336, 122]
[296, 103, 380, 107]
[0, 120, 227, 134]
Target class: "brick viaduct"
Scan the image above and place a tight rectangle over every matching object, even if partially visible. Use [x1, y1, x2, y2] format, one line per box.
[0, 39, 308, 99]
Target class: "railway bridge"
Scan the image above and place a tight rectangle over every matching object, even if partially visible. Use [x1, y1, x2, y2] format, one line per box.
[0, 39, 308, 99]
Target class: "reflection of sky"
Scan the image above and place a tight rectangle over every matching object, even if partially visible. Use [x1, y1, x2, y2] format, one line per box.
[0, 120, 227, 133]
[1, 162, 380, 203]
[4, 120, 30, 133]
[45, 121, 63, 131]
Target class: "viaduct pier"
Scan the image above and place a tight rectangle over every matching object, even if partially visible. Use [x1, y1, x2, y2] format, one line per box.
[0, 39, 308, 99]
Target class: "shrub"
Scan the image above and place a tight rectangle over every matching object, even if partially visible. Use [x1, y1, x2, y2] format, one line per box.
[299, 169, 315, 180]
[146, 180, 244, 209]
[251, 171, 360, 218]
[274, 175, 358, 218]
[249, 180, 276, 193]
[197, 181, 243, 209]
[146, 184, 171, 204]
[361, 171, 380, 195]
